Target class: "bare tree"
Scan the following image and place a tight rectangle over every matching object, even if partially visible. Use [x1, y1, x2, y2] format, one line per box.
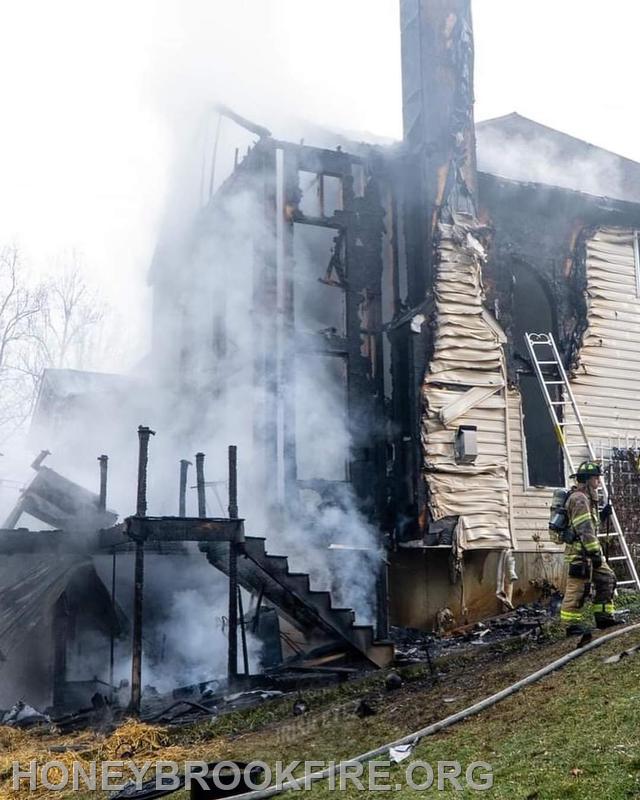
[0, 248, 108, 441]
[0, 246, 44, 434]
[28, 256, 104, 371]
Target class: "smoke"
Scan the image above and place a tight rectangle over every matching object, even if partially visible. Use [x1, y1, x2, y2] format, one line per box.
[0, 2, 393, 705]
[476, 119, 633, 202]
[0, 112, 382, 705]
[144, 166, 382, 626]
[103, 555, 262, 694]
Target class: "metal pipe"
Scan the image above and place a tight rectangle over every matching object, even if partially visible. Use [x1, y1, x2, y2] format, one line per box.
[196, 452, 206, 518]
[31, 449, 51, 471]
[130, 425, 155, 715]
[213, 102, 271, 140]
[228, 445, 239, 683]
[98, 454, 108, 511]
[179, 459, 192, 516]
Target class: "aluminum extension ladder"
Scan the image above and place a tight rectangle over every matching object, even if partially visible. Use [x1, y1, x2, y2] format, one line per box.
[525, 331, 640, 589]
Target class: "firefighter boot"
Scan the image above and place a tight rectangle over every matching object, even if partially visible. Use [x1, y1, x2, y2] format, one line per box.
[594, 610, 629, 630]
[566, 622, 592, 637]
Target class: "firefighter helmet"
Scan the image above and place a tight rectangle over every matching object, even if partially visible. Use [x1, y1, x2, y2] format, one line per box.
[571, 460, 602, 480]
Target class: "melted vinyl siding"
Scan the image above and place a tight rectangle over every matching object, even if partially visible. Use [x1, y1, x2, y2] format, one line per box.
[421, 221, 512, 550]
[507, 390, 560, 550]
[566, 228, 640, 459]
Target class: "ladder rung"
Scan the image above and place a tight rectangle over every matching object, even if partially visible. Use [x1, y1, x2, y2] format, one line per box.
[550, 401, 569, 405]
[558, 422, 581, 426]
[544, 381, 565, 385]
[617, 580, 637, 586]
[607, 556, 628, 562]
[598, 532, 620, 538]
[537, 361, 559, 365]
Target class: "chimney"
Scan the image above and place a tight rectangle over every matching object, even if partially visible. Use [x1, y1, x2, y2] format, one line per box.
[400, 0, 478, 297]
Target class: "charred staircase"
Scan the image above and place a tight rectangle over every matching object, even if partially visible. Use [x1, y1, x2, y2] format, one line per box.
[200, 536, 394, 668]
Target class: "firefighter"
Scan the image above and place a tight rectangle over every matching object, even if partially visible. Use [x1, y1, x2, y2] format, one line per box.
[560, 460, 620, 634]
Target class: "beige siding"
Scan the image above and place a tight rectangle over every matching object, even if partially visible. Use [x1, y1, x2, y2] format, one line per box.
[422, 221, 512, 550]
[507, 390, 559, 550]
[506, 227, 640, 550]
[566, 228, 640, 460]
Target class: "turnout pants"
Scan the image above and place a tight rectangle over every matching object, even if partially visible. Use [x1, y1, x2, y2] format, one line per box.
[560, 559, 616, 625]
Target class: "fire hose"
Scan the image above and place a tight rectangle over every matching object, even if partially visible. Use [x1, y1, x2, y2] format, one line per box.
[225, 621, 640, 800]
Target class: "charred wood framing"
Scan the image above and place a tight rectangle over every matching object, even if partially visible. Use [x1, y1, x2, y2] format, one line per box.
[2, 466, 118, 533]
[242, 137, 388, 522]
[178, 458, 191, 516]
[124, 516, 244, 544]
[0, 530, 89, 554]
[195, 452, 207, 517]
[98, 455, 108, 511]
[337, 169, 387, 515]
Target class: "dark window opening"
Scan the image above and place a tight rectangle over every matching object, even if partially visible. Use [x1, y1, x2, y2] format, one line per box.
[520, 375, 563, 486]
[512, 263, 564, 487]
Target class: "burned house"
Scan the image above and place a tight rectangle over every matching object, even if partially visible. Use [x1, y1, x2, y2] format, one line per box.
[3, 0, 640, 715]
[147, 0, 640, 630]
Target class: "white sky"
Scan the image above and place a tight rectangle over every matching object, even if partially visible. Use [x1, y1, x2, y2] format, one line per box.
[0, 0, 638, 366]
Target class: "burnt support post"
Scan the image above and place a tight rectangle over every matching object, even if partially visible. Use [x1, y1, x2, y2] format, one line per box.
[227, 445, 239, 683]
[376, 549, 390, 640]
[179, 459, 192, 516]
[98, 454, 108, 511]
[130, 425, 155, 715]
[195, 452, 207, 518]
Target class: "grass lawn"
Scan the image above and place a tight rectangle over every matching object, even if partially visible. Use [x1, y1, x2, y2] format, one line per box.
[4, 624, 640, 799]
[304, 632, 640, 799]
